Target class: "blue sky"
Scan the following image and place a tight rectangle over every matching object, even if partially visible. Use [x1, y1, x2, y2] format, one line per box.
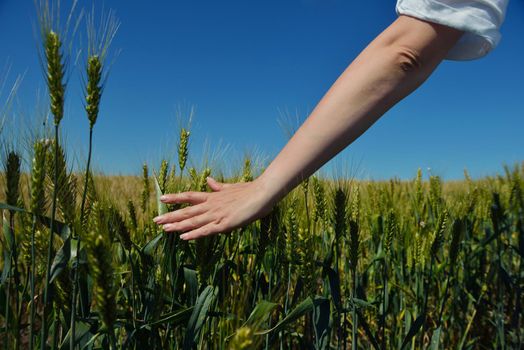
[1, 0, 523, 180]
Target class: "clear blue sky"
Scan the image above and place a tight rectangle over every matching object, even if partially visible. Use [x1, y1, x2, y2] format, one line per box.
[1, 0, 523, 180]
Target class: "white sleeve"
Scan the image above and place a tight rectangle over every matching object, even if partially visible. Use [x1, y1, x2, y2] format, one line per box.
[396, 0, 509, 60]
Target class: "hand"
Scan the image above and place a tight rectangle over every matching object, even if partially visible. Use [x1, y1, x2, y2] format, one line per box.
[153, 177, 274, 240]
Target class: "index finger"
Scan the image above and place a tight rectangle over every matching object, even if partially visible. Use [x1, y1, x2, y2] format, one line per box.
[160, 191, 208, 205]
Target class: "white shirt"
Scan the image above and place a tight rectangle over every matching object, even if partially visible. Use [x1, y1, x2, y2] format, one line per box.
[396, 0, 509, 60]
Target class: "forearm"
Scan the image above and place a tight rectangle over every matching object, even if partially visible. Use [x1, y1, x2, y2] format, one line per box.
[257, 15, 463, 204]
[154, 15, 464, 240]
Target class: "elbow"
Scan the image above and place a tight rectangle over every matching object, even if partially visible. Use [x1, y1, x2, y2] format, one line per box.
[386, 45, 432, 88]
[378, 15, 461, 76]
[393, 45, 423, 74]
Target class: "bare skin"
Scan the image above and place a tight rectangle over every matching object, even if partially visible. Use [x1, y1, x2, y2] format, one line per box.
[153, 15, 464, 240]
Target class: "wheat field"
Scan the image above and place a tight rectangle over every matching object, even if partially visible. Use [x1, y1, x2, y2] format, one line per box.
[1, 2, 523, 350]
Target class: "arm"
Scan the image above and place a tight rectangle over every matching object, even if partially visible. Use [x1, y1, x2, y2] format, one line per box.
[154, 15, 463, 240]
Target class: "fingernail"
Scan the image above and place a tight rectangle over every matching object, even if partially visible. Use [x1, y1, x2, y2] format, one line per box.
[180, 234, 187, 240]
[163, 224, 171, 230]
[153, 216, 160, 223]
[160, 195, 167, 201]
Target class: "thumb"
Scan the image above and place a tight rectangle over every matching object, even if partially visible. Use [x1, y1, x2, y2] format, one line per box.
[207, 176, 226, 191]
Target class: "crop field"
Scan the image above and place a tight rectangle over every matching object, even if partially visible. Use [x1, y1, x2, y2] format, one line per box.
[1, 2, 523, 350]
[2, 141, 524, 350]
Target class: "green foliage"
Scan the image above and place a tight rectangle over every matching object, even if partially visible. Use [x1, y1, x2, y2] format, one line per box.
[1, 3, 522, 349]
[2, 147, 523, 349]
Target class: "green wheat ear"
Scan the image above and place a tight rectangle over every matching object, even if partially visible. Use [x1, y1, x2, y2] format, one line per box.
[349, 218, 360, 273]
[384, 210, 397, 256]
[258, 204, 281, 259]
[229, 327, 255, 350]
[44, 31, 65, 126]
[5, 151, 21, 207]
[333, 187, 347, 241]
[53, 259, 72, 314]
[285, 196, 299, 264]
[406, 245, 413, 270]
[158, 159, 169, 193]
[84, 4, 119, 128]
[300, 175, 309, 197]
[449, 218, 463, 263]
[312, 176, 326, 224]
[46, 140, 76, 226]
[414, 168, 423, 211]
[431, 208, 448, 257]
[86, 55, 102, 128]
[178, 128, 190, 173]
[141, 164, 150, 214]
[81, 173, 98, 226]
[30, 141, 48, 215]
[298, 226, 315, 295]
[351, 185, 361, 222]
[509, 166, 523, 211]
[189, 167, 198, 189]
[198, 167, 211, 192]
[109, 206, 132, 251]
[87, 203, 116, 332]
[414, 231, 424, 267]
[241, 157, 253, 182]
[127, 200, 138, 231]
[429, 175, 443, 215]
[166, 165, 176, 193]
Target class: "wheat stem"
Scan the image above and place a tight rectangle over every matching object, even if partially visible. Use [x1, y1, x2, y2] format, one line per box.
[70, 127, 93, 349]
[41, 124, 60, 350]
[29, 216, 37, 350]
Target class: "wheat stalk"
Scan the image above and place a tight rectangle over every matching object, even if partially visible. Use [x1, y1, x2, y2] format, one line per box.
[39, 14, 68, 345]
[28, 140, 47, 350]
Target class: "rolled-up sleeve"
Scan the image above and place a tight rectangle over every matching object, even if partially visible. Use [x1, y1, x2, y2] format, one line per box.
[396, 0, 509, 60]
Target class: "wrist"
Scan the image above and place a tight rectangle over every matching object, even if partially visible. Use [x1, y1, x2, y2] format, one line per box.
[254, 171, 287, 207]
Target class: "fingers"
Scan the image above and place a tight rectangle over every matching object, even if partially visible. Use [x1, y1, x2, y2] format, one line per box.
[154, 178, 250, 240]
[206, 177, 232, 192]
[160, 191, 207, 205]
[179, 222, 224, 240]
[153, 204, 207, 225]
[162, 213, 214, 233]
